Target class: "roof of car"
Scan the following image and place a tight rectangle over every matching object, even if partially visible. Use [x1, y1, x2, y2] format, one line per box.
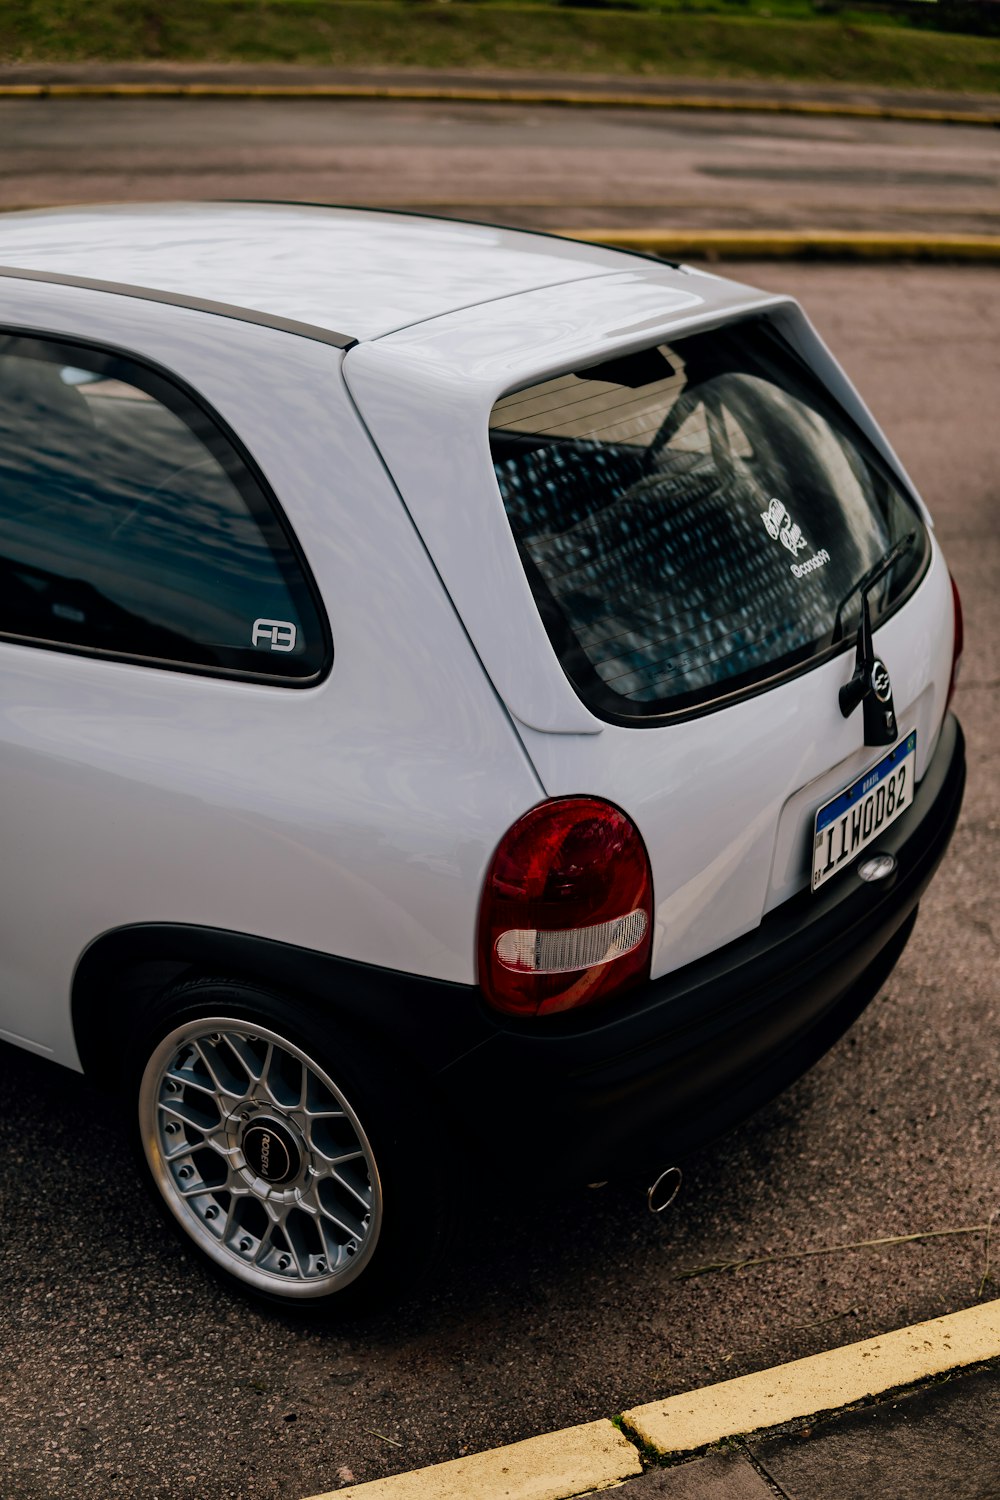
[0, 202, 666, 345]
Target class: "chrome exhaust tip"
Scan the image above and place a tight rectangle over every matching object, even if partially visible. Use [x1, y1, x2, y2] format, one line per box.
[647, 1165, 682, 1215]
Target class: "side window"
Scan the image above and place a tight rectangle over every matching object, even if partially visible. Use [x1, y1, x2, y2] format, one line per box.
[0, 334, 327, 681]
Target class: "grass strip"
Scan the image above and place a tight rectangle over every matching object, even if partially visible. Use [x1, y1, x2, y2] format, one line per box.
[3, 1, 1000, 94]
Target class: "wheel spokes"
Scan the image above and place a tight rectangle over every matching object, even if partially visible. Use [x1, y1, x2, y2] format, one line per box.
[262, 1046, 306, 1111]
[198, 1036, 262, 1104]
[146, 1018, 381, 1294]
[329, 1168, 372, 1212]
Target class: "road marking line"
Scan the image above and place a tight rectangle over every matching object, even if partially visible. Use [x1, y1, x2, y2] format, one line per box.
[0, 82, 997, 126]
[302, 1419, 642, 1499]
[559, 228, 1000, 260]
[623, 1298, 1000, 1456]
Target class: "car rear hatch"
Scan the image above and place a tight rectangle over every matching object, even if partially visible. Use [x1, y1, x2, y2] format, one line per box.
[344, 260, 956, 982]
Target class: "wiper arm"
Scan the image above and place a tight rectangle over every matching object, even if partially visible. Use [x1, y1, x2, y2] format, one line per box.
[832, 531, 917, 645]
[837, 532, 917, 747]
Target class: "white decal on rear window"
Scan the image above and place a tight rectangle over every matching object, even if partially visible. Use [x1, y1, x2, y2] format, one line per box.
[791, 548, 831, 579]
[760, 497, 809, 556]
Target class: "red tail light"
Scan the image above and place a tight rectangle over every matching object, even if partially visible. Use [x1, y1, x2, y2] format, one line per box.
[478, 797, 653, 1018]
[947, 570, 964, 711]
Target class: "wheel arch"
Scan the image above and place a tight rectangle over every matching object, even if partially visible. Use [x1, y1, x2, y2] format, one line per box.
[71, 922, 494, 1097]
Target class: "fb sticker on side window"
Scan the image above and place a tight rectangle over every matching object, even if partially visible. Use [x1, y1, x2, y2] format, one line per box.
[252, 618, 297, 653]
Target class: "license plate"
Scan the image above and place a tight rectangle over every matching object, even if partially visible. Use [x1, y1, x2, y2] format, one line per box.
[812, 731, 916, 892]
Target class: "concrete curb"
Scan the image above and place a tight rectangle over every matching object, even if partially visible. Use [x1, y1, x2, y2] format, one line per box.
[303, 1421, 643, 1499]
[622, 1298, 1000, 1456]
[561, 229, 1000, 261]
[306, 1300, 1000, 1499]
[0, 80, 998, 125]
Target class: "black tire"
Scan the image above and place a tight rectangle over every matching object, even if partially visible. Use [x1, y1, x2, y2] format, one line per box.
[125, 975, 452, 1315]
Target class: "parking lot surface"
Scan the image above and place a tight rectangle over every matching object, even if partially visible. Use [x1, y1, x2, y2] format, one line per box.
[0, 261, 997, 1499]
[1, 95, 999, 233]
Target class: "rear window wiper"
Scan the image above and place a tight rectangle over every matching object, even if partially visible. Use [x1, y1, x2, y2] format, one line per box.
[831, 531, 918, 646]
[835, 531, 917, 746]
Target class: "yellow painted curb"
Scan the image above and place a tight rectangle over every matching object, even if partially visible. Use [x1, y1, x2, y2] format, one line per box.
[560, 228, 1000, 261]
[298, 1300, 1000, 1499]
[624, 1298, 1000, 1457]
[303, 1420, 642, 1500]
[0, 81, 998, 125]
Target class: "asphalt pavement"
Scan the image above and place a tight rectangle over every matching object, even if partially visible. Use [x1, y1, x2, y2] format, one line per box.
[1, 92, 999, 233]
[0, 259, 996, 1499]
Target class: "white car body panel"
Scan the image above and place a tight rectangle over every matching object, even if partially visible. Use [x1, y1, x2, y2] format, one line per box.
[0, 276, 543, 1065]
[343, 268, 793, 736]
[0, 203, 634, 341]
[516, 544, 952, 979]
[344, 276, 934, 740]
[0, 206, 955, 1051]
[0, 204, 965, 1308]
[345, 267, 952, 983]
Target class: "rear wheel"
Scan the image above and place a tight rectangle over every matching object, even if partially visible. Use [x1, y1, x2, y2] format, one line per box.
[130, 979, 443, 1311]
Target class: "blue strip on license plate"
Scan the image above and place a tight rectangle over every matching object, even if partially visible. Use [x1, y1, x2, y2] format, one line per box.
[812, 731, 916, 891]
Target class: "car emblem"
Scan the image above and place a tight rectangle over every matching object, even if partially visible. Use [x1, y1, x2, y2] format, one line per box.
[838, 590, 898, 747]
[242, 1118, 299, 1184]
[871, 659, 892, 703]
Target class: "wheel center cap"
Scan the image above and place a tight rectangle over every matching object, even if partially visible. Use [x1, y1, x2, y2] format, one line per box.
[241, 1117, 300, 1184]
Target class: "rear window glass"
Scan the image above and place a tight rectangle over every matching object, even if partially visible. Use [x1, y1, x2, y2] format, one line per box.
[489, 316, 928, 722]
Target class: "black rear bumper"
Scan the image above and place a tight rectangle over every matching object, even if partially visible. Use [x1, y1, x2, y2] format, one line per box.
[440, 713, 966, 1181]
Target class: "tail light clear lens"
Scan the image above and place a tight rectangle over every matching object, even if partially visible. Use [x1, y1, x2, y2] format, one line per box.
[947, 570, 964, 711]
[478, 797, 653, 1018]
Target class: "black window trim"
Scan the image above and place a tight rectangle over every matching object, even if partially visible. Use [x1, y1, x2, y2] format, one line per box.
[489, 317, 932, 729]
[0, 324, 334, 688]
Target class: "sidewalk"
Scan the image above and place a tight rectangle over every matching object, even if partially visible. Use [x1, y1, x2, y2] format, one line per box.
[615, 1363, 1000, 1499]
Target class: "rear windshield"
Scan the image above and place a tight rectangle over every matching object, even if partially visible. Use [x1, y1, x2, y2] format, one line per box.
[489, 316, 928, 722]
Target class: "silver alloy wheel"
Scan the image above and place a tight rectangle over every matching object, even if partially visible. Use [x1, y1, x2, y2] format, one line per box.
[138, 1017, 382, 1298]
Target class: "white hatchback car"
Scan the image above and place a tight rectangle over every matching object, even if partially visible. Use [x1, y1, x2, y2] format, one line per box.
[0, 204, 965, 1310]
